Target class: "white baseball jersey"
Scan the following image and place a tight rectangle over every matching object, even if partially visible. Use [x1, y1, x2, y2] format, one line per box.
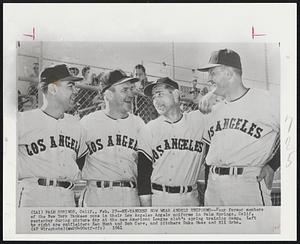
[18, 109, 88, 181]
[202, 88, 280, 167]
[138, 111, 207, 186]
[80, 110, 145, 182]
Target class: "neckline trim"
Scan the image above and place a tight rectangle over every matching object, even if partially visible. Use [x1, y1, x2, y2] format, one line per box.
[41, 109, 64, 120]
[104, 112, 129, 120]
[164, 113, 183, 124]
[229, 88, 250, 103]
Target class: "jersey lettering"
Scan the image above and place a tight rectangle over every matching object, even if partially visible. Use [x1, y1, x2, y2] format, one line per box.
[208, 117, 264, 140]
[152, 137, 203, 163]
[87, 134, 138, 155]
[50, 136, 58, 148]
[24, 136, 79, 156]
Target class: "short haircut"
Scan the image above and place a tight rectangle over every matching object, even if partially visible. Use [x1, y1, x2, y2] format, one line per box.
[82, 66, 90, 77]
[135, 64, 146, 73]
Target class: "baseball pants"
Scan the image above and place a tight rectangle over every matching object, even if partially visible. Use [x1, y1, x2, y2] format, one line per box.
[152, 188, 200, 207]
[79, 182, 140, 207]
[17, 179, 76, 207]
[205, 167, 272, 206]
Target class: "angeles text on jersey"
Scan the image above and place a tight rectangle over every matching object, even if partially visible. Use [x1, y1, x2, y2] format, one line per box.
[207, 117, 264, 140]
[24, 134, 80, 156]
[87, 134, 138, 155]
[152, 137, 204, 163]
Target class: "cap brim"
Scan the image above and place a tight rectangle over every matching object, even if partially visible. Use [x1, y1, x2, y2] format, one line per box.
[197, 63, 222, 72]
[144, 83, 156, 97]
[60, 76, 84, 82]
[102, 77, 139, 93]
[117, 77, 139, 85]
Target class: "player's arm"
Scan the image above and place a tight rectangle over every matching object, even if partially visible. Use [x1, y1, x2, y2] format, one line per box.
[76, 123, 89, 171]
[257, 134, 280, 190]
[137, 150, 153, 207]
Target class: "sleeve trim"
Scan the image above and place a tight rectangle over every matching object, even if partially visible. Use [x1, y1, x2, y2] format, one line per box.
[138, 149, 153, 162]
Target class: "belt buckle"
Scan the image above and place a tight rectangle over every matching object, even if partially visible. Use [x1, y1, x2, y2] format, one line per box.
[162, 184, 166, 193]
[210, 166, 215, 174]
[53, 179, 58, 187]
[180, 186, 186, 194]
[109, 181, 113, 189]
[66, 181, 73, 189]
[129, 181, 134, 188]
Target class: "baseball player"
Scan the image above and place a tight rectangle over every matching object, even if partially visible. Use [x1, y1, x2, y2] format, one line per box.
[133, 64, 158, 123]
[17, 64, 88, 207]
[197, 49, 280, 206]
[138, 77, 207, 207]
[79, 69, 144, 207]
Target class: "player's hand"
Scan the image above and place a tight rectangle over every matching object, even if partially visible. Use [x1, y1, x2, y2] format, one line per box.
[198, 89, 217, 114]
[257, 164, 275, 190]
[139, 195, 152, 207]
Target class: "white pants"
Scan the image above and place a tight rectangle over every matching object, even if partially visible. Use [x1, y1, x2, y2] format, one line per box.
[152, 188, 200, 207]
[80, 183, 140, 207]
[17, 180, 76, 207]
[205, 167, 272, 206]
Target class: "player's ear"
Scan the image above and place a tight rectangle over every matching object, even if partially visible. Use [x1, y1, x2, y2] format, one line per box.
[226, 67, 234, 79]
[104, 89, 114, 101]
[172, 89, 180, 103]
[47, 83, 57, 95]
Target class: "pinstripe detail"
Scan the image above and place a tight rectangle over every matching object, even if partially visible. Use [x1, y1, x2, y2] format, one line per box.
[137, 149, 153, 162]
[202, 137, 210, 145]
[258, 181, 265, 206]
[18, 187, 25, 208]
[78, 147, 89, 159]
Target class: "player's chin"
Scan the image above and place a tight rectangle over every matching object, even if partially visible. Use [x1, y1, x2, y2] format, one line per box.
[123, 101, 132, 111]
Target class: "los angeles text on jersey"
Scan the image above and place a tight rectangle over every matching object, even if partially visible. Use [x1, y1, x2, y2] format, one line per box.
[87, 134, 138, 155]
[207, 117, 263, 140]
[152, 138, 204, 163]
[24, 135, 80, 156]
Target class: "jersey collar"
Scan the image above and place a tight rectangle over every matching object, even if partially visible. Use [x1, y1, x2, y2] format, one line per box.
[104, 112, 129, 120]
[41, 109, 65, 120]
[227, 88, 250, 103]
[163, 113, 183, 124]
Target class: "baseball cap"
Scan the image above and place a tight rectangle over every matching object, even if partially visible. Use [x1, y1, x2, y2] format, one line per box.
[197, 49, 242, 72]
[144, 77, 179, 97]
[101, 69, 139, 93]
[40, 64, 83, 84]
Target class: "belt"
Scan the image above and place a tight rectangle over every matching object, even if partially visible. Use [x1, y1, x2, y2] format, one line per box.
[37, 178, 74, 189]
[152, 183, 193, 194]
[95, 180, 136, 188]
[210, 166, 244, 175]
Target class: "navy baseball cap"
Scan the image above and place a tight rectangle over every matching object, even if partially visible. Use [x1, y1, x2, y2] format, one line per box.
[144, 77, 179, 97]
[40, 64, 83, 84]
[197, 49, 242, 72]
[101, 69, 139, 93]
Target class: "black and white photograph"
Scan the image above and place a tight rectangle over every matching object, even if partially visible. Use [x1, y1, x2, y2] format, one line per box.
[4, 3, 296, 241]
